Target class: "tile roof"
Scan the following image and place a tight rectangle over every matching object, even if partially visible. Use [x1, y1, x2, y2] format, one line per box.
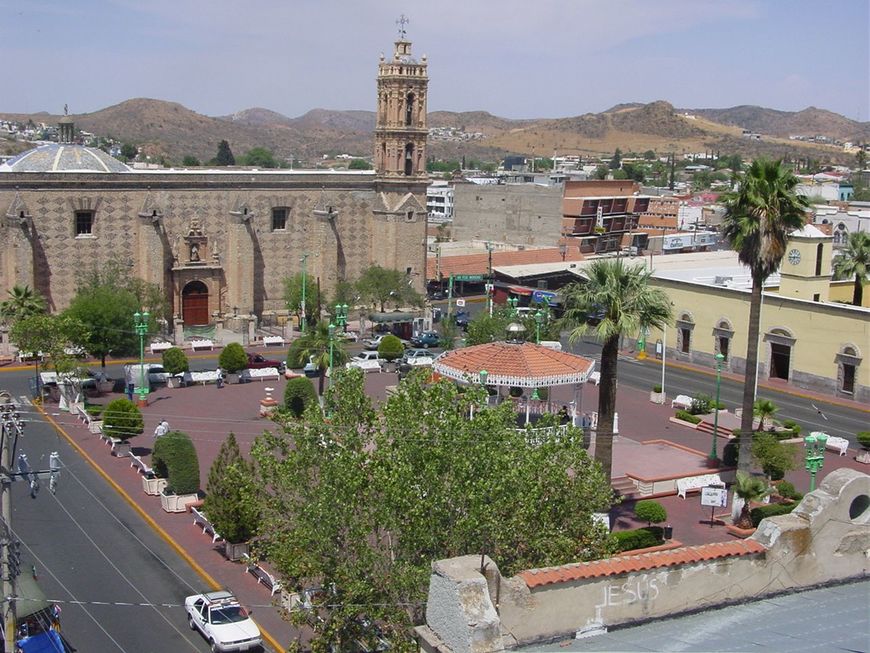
[432, 341, 595, 388]
[518, 540, 766, 588]
[427, 248, 584, 279]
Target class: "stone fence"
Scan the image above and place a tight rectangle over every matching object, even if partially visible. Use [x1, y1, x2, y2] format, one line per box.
[416, 468, 870, 653]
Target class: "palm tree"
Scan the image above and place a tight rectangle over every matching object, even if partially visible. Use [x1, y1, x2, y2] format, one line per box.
[0, 284, 46, 324]
[753, 398, 778, 431]
[732, 471, 773, 529]
[560, 260, 673, 482]
[294, 321, 349, 394]
[721, 159, 808, 474]
[832, 231, 870, 306]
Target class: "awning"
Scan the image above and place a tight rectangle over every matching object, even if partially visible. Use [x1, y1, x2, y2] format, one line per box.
[506, 285, 533, 296]
[368, 311, 419, 323]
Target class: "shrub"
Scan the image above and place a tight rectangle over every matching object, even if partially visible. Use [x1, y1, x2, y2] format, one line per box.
[219, 342, 248, 373]
[85, 404, 103, 419]
[284, 376, 317, 417]
[652, 384, 662, 393]
[204, 433, 259, 544]
[689, 393, 725, 415]
[378, 334, 404, 361]
[774, 480, 803, 501]
[675, 409, 701, 424]
[101, 398, 143, 441]
[857, 431, 870, 451]
[634, 500, 667, 526]
[612, 526, 664, 553]
[750, 502, 797, 527]
[509, 386, 523, 398]
[534, 387, 549, 401]
[161, 347, 189, 375]
[152, 430, 199, 495]
[780, 419, 802, 439]
[287, 339, 307, 369]
[752, 433, 798, 481]
[722, 441, 739, 467]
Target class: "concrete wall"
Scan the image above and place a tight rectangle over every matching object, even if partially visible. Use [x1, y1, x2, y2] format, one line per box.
[451, 184, 562, 246]
[418, 469, 870, 652]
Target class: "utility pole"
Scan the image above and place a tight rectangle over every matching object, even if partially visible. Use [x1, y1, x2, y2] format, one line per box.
[1, 392, 21, 652]
[486, 241, 493, 317]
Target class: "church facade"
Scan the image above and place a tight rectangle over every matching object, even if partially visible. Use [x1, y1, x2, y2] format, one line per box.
[0, 35, 429, 327]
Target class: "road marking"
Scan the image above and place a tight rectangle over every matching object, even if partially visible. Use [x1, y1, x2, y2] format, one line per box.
[18, 395, 32, 406]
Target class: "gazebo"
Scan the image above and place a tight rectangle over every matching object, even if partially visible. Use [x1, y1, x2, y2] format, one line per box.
[432, 332, 595, 425]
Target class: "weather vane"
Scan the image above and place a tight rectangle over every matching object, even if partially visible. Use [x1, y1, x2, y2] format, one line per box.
[396, 14, 409, 39]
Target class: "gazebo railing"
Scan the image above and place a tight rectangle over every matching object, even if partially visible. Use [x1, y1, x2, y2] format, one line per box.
[520, 423, 569, 445]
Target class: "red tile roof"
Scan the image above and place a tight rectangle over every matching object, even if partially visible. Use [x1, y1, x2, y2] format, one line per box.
[518, 540, 766, 588]
[427, 248, 584, 279]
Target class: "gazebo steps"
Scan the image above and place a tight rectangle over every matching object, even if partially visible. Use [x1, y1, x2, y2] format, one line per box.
[611, 476, 641, 500]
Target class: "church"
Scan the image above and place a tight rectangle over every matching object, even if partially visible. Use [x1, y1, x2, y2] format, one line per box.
[0, 34, 429, 329]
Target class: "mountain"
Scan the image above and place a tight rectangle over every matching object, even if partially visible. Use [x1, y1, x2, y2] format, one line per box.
[1, 99, 863, 165]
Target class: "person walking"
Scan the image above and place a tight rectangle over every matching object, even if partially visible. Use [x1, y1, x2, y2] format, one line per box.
[153, 419, 169, 438]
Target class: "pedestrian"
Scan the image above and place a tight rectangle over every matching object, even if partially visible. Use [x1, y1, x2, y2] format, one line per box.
[126, 382, 135, 402]
[216, 367, 224, 389]
[154, 419, 169, 439]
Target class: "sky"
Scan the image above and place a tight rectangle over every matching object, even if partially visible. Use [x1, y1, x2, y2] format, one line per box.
[2, 0, 868, 121]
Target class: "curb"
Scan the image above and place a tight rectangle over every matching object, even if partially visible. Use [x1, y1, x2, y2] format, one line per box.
[36, 404, 286, 653]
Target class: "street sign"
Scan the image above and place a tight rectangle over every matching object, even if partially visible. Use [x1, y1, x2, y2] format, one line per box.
[455, 298, 466, 307]
[701, 486, 728, 508]
[453, 274, 484, 282]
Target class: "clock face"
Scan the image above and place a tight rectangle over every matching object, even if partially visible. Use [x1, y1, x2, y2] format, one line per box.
[788, 249, 801, 265]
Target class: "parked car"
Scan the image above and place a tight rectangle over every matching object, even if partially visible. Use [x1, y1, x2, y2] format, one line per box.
[410, 330, 440, 348]
[123, 363, 169, 389]
[454, 311, 470, 329]
[402, 348, 435, 365]
[246, 352, 285, 372]
[346, 351, 384, 373]
[337, 330, 359, 342]
[184, 590, 261, 653]
[364, 334, 410, 350]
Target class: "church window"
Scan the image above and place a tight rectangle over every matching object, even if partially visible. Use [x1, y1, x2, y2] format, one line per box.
[405, 93, 415, 126]
[272, 207, 288, 231]
[75, 210, 94, 236]
[815, 243, 823, 275]
[404, 143, 414, 176]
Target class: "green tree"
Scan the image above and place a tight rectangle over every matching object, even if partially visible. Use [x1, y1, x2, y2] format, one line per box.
[377, 334, 404, 361]
[0, 284, 46, 325]
[560, 260, 673, 482]
[120, 143, 137, 162]
[721, 159, 808, 473]
[218, 342, 248, 374]
[643, 150, 657, 161]
[611, 168, 628, 180]
[283, 272, 322, 330]
[63, 283, 140, 370]
[329, 279, 357, 309]
[751, 433, 798, 481]
[153, 430, 200, 495]
[465, 308, 512, 346]
[348, 158, 372, 170]
[291, 321, 348, 393]
[204, 433, 259, 544]
[240, 147, 278, 168]
[593, 164, 609, 180]
[733, 471, 773, 528]
[621, 162, 645, 183]
[753, 398, 778, 430]
[284, 376, 318, 417]
[214, 139, 235, 166]
[856, 148, 867, 171]
[832, 231, 870, 306]
[356, 265, 421, 312]
[634, 500, 667, 526]
[609, 148, 622, 170]
[182, 155, 201, 167]
[251, 371, 613, 650]
[161, 347, 189, 375]
[101, 398, 144, 441]
[9, 313, 86, 376]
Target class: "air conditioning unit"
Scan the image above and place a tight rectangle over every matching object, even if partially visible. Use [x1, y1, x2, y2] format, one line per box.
[714, 276, 733, 286]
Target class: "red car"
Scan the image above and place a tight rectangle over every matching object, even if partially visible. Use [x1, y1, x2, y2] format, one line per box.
[246, 353, 286, 372]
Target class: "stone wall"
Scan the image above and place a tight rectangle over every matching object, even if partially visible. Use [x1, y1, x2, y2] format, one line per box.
[451, 184, 562, 246]
[417, 469, 870, 652]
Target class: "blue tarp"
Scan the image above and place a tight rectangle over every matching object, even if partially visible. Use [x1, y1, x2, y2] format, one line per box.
[17, 630, 66, 653]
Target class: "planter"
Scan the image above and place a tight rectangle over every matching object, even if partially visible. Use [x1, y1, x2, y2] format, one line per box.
[112, 440, 132, 457]
[226, 373, 241, 384]
[143, 476, 168, 496]
[166, 376, 183, 389]
[649, 391, 665, 404]
[726, 523, 756, 538]
[223, 540, 250, 562]
[88, 420, 104, 434]
[160, 491, 199, 513]
[856, 450, 870, 464]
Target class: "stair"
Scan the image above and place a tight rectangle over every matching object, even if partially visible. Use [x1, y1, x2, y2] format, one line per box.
[611, 476, 640, 500]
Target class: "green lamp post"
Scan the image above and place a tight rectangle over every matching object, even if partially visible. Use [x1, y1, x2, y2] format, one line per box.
[507, 296, 518, 316]
[133, 311, 150, 407]
[804, 432, 828, 492]
[328, 322, 336, 386]
[709, 352, 725, 464]
[300, 253, 309, 334]
[534, 309, 545, 344]
[335, 303, 349, 332]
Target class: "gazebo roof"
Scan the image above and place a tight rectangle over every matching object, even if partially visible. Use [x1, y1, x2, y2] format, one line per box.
[433, 341, 595, 388]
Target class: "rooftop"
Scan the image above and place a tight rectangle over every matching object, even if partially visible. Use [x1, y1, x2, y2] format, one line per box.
[1, 143, 130, 173]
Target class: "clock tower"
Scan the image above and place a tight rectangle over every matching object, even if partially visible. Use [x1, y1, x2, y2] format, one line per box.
[778, 224, 833, 302]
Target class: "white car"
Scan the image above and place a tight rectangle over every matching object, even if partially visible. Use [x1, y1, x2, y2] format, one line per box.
[185, 590, 262, 652]
[346, 350, 384, 373]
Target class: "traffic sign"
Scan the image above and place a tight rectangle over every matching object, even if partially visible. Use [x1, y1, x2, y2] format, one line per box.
[455, 299, 466, 307]
[453, 274, 484, 282]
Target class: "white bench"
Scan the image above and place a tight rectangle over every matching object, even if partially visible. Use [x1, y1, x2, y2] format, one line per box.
[588, 371, 601, 385]
[191, 506, 223, 543]
[189, 339, 214, 351]
[671, 394, 693, 410]
[677, 473, 724, 499]
[17, 351, 44, 363]
[130, 454, 153, 476]
[823, 435, 849, 456]
[262, 335, 285, 347]
[241, 553, 282, 596]
[182, 370, 221, 385]
[150, 341, 172, 355]
[241, 367, 281, 382]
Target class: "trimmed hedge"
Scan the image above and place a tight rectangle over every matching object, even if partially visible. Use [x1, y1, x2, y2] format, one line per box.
[285, 376, 317, 417]
[152, 430, 200, 495]
[378, 335, 404, 361]
[219, 342, 248, 373]
[857, 431, 870, 451]
[635, 500, 667, 525]
[675, 409, 701, 424]
[750, 502, 797, 527]
[774, 481, 803, 501]
[85, 404, 104, 419]
[613, 527, 664, 553]
[162, 347, 189, 375]
[101, 398, 143, 441]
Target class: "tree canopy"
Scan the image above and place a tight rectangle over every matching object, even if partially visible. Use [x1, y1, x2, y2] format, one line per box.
[356, 265, 422, 312]
[348, 158, 372, 170]
[214, 139, 236, 166]
[832, 230, 870, 306]
[240, 147, 279, 168]
[0, 284, 46, 325]
[283, 272, 323, 329]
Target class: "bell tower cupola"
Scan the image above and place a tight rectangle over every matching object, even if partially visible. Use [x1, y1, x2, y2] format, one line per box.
[374, 15, 428, 182]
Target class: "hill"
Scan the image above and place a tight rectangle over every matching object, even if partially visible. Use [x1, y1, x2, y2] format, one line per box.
[684, 105, 869, 142]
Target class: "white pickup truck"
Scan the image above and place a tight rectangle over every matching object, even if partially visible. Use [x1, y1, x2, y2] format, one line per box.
[346, 350, 384, 373]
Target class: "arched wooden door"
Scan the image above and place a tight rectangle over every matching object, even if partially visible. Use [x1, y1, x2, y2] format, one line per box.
[182, 280, 209, 326]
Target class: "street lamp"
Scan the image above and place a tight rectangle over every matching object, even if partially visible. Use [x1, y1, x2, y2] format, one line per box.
[335, 303, 349, 332]
[534, 310, 545, 344]
[133, 311, 150, 407]
[328, 323, 336, 385]
[709, 352, 725, 464]
[804, 432, 828, 492]
[507, 296, 518, 316]
[300, 254, 309, 334]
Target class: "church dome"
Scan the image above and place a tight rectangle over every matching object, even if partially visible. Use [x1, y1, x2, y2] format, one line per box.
[0, 143, 130, 173]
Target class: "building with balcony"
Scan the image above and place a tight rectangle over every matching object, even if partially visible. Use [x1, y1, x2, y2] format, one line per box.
[560, 180, 649, 254]
[427, 181, 454, 223]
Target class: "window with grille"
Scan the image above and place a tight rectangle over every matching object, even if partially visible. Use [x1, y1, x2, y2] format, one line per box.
[272, 208, 288, 231]
[75, 210, 94, 236]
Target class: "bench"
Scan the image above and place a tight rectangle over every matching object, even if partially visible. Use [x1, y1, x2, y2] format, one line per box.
[129, 454, 153, 477]
[671, 394, 693, 410]
[588, 371, 601, 386]
[150, 341, 172, 355]
[189, 339, 214, 352]
[677, 473, 724, 499]
[823, 435, 849, 456]
[241, 368, 281, 383]
[241, 553, 282, 596]
[182, 370, 221, 385]
[262, 335, 285, 347]
[191, 506, 223, 543]
[18, 351, 44, 363]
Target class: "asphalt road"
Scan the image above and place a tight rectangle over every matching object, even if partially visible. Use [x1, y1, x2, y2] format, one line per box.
[2, 372, 215, 652]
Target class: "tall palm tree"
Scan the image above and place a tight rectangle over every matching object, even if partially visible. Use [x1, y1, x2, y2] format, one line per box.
[753, 398, 778, 431]
[0, 284, 46, 324]
[833, 230, 870, 306]
[560, 260, 672, 482]
[732, 470, 773, 529]
[294, 321, 349, 394]
[721, 159, 808, 474]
